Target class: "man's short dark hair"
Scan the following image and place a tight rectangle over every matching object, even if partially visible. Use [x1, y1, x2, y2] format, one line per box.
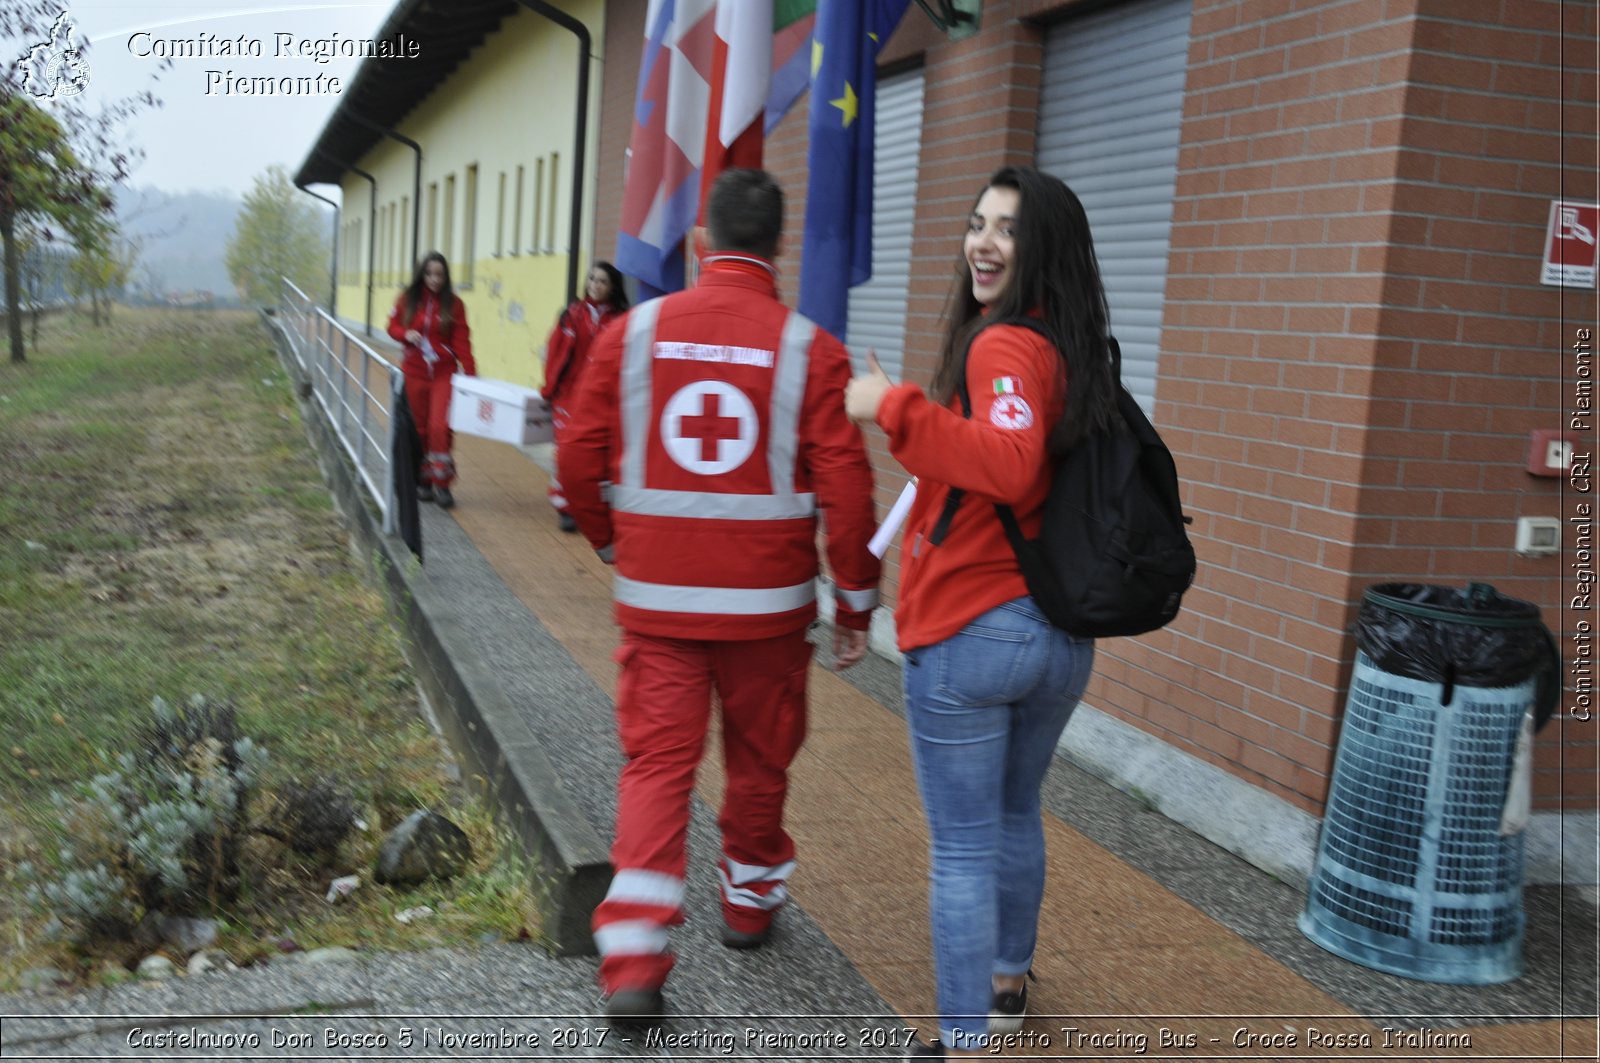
[706, 169, 783, 259]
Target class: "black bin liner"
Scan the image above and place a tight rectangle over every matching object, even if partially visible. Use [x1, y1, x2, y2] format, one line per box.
[1356, 582, 1560, 730]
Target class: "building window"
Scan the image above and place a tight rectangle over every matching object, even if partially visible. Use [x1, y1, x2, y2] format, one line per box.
[443, 173, 456, 263]
[399, 195, 410, 279]
[462, 163, 478, 286]
[495, 171, 506, 258]
[512, 165, 524, 257]
[546, 152, 559, 253]
[426, 182, 438, 254]
[532, 158, 544, 253]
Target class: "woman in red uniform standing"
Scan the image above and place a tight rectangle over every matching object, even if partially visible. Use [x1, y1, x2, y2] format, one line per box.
[543, 260, 629, 531]
[389, 251, 475, 509]
[846, 167, 1119, 1058]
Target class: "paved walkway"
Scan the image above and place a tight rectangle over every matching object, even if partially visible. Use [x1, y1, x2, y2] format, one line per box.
[3, 387, 1594, 1060]
[435, 430, 1595, 1059]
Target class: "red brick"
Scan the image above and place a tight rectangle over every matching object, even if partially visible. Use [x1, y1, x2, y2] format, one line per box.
[1239, 742, 1299, 787]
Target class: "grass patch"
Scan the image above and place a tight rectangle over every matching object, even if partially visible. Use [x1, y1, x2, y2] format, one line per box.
[0, 307, 542, 988]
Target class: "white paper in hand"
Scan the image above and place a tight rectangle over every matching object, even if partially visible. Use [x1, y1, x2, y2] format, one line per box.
[418, 336, 440, 370]
[869, 480, 918, 558]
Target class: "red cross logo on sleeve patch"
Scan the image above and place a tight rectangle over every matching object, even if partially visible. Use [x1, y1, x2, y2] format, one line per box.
[989, 394, 1035, 430]
[661, 381, 759, 475]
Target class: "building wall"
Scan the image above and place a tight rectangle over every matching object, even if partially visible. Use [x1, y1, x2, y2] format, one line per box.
[1158, 0, 1596, 811]
[1372, 0, 1597, 804]
[591, 0, 1596, 812]
[336, 0, 606, 385]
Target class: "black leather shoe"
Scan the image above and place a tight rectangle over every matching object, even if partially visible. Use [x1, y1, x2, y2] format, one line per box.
[603, 987, 665, 1026]
[433, 486, 455, 509]
[558, 512, 578, 533]
[416, 485, 434, 502]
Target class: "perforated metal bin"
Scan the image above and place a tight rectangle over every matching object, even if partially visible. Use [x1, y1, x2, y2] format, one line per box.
[1299, 583, 1557, 985]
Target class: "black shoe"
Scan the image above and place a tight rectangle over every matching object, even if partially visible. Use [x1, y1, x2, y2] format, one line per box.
[906, 1040, 945, 1058]
[416, 485, 434, 503]
[989, 972, 1033, 1035]
[720, 922, 770, 950]
[433, 486, 455, 509]
[603, 987, 665, 1027]
[558, 512, 578, 533]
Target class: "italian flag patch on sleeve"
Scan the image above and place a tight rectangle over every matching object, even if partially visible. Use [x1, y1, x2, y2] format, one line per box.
[993, 376, 1021, 395]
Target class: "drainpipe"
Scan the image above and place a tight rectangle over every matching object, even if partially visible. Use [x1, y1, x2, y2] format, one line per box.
[294, 181, 340, 313]
[316, 148, 378, 336]
[345, 111, 423, 269]
[511, 0, 589, 306]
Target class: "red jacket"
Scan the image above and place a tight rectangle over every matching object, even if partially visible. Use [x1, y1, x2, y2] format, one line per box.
[387, 290, 475, 377]
[543, 298, 623, 410]
[876, 323, 1064, 652]
[559, 256, 881, 640]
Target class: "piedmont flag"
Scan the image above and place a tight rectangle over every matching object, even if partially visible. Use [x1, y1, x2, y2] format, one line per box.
[797, 0, 912, 340]
[618, 2, 818, 300]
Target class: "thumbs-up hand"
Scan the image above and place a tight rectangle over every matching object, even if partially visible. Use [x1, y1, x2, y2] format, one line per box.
[845, 350, 894, 425]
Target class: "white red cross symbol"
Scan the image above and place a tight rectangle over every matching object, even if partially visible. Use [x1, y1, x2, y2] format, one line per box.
[661, 381, 758, 475]
[989, 393, 1035, 430]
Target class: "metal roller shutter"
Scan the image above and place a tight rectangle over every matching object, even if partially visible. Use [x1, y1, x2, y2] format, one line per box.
[845, 67, 925, 383]
[1036, 0, 1193, 415]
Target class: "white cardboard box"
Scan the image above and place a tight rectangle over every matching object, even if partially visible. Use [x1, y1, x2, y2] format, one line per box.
[448, 375, 552, 446]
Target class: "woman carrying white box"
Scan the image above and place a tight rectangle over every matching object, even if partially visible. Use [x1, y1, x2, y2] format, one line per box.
[389, 251, 476, 509]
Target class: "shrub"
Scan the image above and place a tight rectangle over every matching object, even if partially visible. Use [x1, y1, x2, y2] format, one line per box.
[23, 695, 270, 941]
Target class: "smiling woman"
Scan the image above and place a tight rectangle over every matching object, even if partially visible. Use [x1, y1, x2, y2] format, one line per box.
[845, 167, 1122, 1059]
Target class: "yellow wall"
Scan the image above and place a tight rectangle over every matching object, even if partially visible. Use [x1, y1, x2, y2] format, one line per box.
[332, 0, 605, 387]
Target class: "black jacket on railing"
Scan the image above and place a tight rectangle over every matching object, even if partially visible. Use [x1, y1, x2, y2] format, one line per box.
[390, 376, 424, 561]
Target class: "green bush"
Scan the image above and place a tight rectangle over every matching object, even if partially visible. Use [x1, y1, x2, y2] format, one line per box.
[18, 695, 352, 944]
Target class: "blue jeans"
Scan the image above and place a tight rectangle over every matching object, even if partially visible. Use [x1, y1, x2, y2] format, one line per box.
[903, 597, 1094, 1050]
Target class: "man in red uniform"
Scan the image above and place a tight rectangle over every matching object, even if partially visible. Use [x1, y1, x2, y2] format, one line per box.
[559, 169, 880, 1023]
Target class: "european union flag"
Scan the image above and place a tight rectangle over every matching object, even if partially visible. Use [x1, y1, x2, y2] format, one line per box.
[798, 0, 911, 341]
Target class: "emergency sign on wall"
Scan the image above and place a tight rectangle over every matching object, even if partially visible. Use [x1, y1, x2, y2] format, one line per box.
[1541, 200, 1600, 288]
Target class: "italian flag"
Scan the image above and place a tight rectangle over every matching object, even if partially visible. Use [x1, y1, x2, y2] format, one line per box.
[993, 377, 1021, 395]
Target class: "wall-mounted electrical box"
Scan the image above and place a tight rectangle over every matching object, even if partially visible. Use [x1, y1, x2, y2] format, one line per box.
[1514, 516, 1561, 557]
[1527, 430, 1575, 477]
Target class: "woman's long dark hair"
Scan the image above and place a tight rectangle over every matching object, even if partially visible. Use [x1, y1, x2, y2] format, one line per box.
[594, 260, 630, 312]
[403, 251, 455, 333]
[932, 167, 1118, 453]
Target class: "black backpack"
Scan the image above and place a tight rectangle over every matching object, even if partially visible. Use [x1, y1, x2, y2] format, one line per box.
[932, 333, 1196, 639]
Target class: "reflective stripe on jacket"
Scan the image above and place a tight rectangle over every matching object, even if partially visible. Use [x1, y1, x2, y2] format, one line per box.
[557, 258, 881, 640]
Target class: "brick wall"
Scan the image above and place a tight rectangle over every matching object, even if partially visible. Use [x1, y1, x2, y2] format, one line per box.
[593, 0, 643, 268]
[590, 0, 1597, 812]
[1371, 0, 1598, 805]
[1158, 0, 1596, 810]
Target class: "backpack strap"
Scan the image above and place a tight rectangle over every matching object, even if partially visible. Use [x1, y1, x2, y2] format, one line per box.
[930, 331, 1123, 555]
[928, 382, 971, 547]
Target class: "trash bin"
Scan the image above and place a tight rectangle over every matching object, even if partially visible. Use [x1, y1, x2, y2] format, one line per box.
[1299, 583, 1560, 984]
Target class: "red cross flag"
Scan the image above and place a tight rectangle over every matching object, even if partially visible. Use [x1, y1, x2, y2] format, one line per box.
[1542, 200, 1599, 288]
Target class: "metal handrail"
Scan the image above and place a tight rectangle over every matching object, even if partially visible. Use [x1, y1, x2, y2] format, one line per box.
[277, 276, 401, 535]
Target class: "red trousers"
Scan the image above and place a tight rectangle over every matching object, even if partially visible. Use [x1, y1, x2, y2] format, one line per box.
[548, 405, 570, 513]
[403, 367, 457, 487]
[592, 629, 813, 994]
